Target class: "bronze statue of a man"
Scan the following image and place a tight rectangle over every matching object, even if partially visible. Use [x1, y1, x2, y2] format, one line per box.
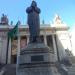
[26, 1, 41, 43]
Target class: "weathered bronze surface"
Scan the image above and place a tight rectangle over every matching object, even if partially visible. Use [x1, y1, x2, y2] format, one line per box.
[26, 1, 41, 43]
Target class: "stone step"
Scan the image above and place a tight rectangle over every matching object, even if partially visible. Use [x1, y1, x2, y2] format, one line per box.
[1, 64, 75, 75]
[2, 64, 16, 75]
[67, 64, 75, 75]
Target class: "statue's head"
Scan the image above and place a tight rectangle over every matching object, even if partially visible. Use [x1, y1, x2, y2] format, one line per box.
[31, 1, 37, 7]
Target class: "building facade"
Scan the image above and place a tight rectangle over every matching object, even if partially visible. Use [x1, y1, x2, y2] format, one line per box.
[0, 15, 71, 64]
[70, 26, 75, 56]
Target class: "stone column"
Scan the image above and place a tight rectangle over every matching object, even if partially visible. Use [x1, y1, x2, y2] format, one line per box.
[17, 36, 20, 57]
[44, 35, 47, 45]
[16, 36, 21, 75]
[7, 38, 11, 64]
[0, 37, 2, 63]
[52, 35, 58, 61]
[16, 36, 20, 64]
[27, 35, 29, 44]
[1, 37, 7, 64]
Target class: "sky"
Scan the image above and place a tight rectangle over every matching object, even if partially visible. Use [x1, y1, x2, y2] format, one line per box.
[0, 0, 75, 28]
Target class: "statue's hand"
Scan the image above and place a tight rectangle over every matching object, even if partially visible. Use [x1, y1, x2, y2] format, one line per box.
[26, 7, 33, 13]
[34, 7, 41, 13]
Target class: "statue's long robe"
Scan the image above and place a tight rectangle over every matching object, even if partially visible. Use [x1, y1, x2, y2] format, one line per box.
[26, 7, 40, 38]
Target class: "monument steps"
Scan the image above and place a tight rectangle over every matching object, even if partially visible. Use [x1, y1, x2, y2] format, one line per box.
[67, 64, 75, 75]
[2, 64, 16, 75]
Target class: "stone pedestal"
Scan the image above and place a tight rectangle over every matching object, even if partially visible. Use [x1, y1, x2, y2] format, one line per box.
[17, 43, 61, 75]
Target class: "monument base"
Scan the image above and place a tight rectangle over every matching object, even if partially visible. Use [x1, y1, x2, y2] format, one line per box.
[17, 66, 61, 75]
[17, 43, 67, 75]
